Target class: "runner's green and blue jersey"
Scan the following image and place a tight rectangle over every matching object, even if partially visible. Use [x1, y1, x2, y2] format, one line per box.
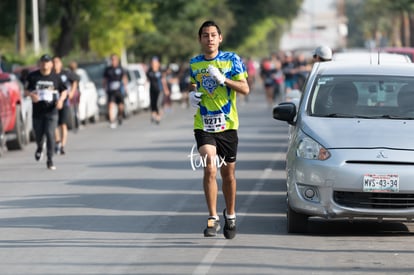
[190, 51, 248, 132]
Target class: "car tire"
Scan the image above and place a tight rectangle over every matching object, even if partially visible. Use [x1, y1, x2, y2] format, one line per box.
[287, 204, 308, 234]
[89, 109, 100, 123]
[0, 120, 5, 157]
[123, 98, 131, 119]
[23, 112, 32, 144]
[6, 105, 27, 150]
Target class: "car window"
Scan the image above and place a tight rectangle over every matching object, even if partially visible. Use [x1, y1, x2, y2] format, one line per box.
[78, 62, 107, 89]
[309, 75, 414, 118]
[132, 69, 141, 79]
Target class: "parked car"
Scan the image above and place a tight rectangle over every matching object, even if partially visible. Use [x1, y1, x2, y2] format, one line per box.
[0, 72, 30, 151]
[0, 119, 5, 156]
[124, 68, 140, 116]
[127, 63, 150, 110]
[12, 65, 37, 141]
[273, 62, 414, 233]
[78, 61, 108, 118]
[75, 68, 100, 124]
[383, 47, 414, 62]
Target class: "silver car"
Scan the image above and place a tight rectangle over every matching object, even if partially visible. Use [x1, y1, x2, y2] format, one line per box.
[273, 62, 414, 233]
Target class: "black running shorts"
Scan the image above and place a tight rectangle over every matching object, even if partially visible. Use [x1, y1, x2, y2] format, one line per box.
[107, 90, 124, 104]
[194, 129, 238, 163]
[58, 105, 70, 126]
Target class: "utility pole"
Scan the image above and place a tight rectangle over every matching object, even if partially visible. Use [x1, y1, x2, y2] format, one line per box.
[17, 0, 26, 54]
[32, 0, 41, 54]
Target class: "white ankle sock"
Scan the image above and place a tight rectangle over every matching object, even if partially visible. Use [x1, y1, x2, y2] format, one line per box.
[225, 211, 236, 220]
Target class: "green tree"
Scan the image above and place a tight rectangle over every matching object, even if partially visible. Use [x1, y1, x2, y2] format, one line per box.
[0, 0, 303, 64]
[225, 0, 302, 57]
[47, 0, 154, 57]
[346, 0, 414, 48]
[131, 0, 234, 63]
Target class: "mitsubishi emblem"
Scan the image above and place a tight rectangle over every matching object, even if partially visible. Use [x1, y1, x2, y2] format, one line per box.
[376, 151, 388, 159]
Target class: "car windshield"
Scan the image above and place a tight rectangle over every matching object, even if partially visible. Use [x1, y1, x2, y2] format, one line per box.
[78, 62, 107, 89]
[309, 75, 414, 119]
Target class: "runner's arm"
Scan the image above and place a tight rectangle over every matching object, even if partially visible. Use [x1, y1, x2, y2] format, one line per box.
[223, 78, 249, 96]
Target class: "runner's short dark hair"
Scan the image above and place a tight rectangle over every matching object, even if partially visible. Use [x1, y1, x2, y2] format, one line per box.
[198, 21, 222, 38]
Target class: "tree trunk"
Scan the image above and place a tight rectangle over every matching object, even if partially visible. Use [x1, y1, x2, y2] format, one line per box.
[410, 13, 414, 47]
[17, 0, 25, 54]
[391, 14, 402, 47]
[402, 11, 410, 47]
[53, 0, 78, 57]
[39, 0, 48, 50]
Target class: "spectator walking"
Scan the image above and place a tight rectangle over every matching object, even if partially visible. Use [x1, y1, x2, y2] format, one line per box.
[68, 60, 81, 130]
[282, 51, 296, 95]
[178, 63, 191, 108]
[239, 56, 256, 104]
[260, 57, 282, 107]
[189, 20, 249, 239]
[52, 56, 79, 154]
[103, 54, 128, 129]
[147, 56, 169, 124]
[25, 54, 67, 170]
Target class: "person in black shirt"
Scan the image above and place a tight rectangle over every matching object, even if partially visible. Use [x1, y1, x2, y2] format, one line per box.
[103, 54, 128, 129]
[25, 54, 67, 170]
[146, 56, 169, 124]
[53, 56, 79, 155]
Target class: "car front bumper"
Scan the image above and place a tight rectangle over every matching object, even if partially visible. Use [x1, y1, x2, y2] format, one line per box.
[287, 148, 414, 220]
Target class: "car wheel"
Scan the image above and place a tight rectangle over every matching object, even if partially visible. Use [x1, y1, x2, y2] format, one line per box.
[123, 98, 131, 119]
[0, 120, 5, 157]
[6, 105, 27, 150]
[90, 109, 100, 123]
[23, 112, 31, 144]
[287, 204, 308, 234]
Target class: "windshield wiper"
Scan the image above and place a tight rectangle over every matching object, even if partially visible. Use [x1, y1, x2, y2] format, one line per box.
[325, 113, 358, 118]
[326, 114, 414, 119]
[369, 114, 414, 120]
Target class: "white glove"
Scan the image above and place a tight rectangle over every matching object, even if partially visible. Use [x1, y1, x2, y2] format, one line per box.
[189, 91, 203, 108]
[208, 65, 226, 85]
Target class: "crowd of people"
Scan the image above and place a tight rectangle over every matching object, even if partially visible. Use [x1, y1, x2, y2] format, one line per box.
[21, 53, 194, 170]
[258, 45, 332, 107]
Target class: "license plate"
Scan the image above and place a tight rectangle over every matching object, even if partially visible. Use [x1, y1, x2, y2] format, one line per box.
[363, 174, 399, 192]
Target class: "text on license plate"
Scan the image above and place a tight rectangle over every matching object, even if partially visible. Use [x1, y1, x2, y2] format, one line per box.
[363, 174, 399, 192]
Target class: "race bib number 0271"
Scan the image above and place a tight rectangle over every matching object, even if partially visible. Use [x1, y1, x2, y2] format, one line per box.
[203, 113, 226, 132]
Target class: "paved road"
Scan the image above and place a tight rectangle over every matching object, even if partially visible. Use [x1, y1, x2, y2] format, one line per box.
[0, 89, 414, 275]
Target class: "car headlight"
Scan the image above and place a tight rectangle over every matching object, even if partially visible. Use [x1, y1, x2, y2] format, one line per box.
[297, 136, 330, 160]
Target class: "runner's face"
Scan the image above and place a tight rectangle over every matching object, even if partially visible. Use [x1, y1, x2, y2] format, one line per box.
[111, 56, 119, 67]
[199, 26, 222, 56]
[151, 59, 160, 71]
[53, 58, 62, 72]
[40, 60, 53, 74]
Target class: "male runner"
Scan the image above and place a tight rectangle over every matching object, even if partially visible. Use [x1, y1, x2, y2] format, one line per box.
[189, 20, 249, 239]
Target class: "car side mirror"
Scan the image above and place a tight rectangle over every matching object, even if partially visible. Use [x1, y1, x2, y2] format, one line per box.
[273, 102, 297, 125]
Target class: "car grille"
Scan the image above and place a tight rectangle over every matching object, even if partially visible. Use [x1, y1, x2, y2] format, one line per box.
[334, 191, 414, 209]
